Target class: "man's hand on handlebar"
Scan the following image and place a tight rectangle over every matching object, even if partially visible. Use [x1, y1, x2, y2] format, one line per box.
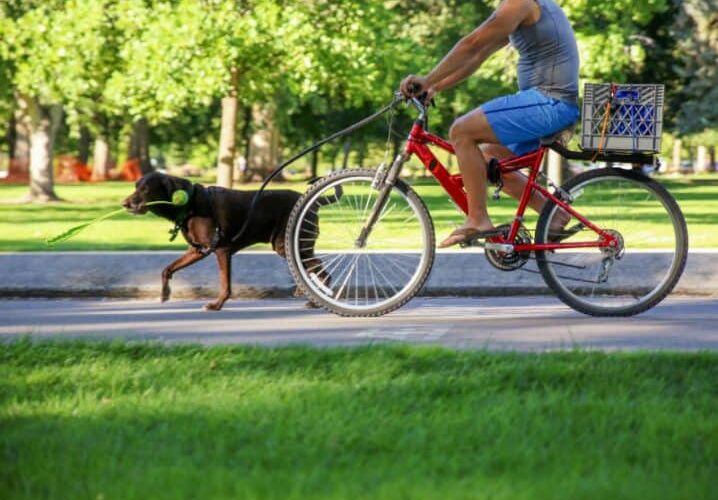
[399, 75, 435, 104]
[399, 74, 427, 97]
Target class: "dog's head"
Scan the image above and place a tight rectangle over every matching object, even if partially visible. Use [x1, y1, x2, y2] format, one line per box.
[123, 172, 193, 220]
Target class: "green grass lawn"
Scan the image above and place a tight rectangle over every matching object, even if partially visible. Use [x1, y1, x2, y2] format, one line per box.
[0, 173, 716, 251]
[1, 341, 716, 499]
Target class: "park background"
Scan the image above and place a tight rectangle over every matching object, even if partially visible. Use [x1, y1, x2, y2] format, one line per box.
[2, 2, 718, 499]
[1, 0, 716, 195]
[1, 0, 716, 251]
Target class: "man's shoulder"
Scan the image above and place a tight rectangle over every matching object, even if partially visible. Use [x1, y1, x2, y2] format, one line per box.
[494, 0, 539, 24]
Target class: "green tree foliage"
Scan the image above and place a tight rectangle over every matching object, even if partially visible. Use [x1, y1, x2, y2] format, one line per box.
[670, 0, 718, 134]
[0, 0, 121, 131]
[561, 0, 670, 82]
[0, 0, 714, 184]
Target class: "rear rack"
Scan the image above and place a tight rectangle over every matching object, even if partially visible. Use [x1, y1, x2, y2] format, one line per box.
[548, 142, 656, 165]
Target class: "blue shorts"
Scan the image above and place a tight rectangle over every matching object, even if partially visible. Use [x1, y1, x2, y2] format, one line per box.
[480, 88, 580, 155]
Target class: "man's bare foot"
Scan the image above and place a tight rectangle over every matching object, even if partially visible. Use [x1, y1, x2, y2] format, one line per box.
[438, 224, 501, 248]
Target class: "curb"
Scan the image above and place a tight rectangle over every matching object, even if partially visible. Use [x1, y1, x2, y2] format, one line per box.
[1, 250, 716, 300]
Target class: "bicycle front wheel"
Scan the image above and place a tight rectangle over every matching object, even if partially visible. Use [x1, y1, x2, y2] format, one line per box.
[535, 167, 688, 317]
[285, 168, 435, 317]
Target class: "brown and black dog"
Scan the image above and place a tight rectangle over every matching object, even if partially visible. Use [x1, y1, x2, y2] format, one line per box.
[123, 172, 332, 311]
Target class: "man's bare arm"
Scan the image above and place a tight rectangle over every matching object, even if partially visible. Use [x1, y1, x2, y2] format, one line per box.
[425, 0, 532, 88]
[431, 38, 509, 93]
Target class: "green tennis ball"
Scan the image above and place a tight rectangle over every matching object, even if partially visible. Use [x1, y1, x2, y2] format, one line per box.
[172, 190, 189, 206]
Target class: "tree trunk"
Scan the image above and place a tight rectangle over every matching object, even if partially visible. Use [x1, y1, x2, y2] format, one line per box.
[671, 138, 682, 173]
[358, 143, 367, 168]
[217, 68, 239, 188]
[695, 145, 709, 173]
[23, 96, 61, 202]
[310, 149, 319, 179]
[246, 103, 282, 181]
[710, 146, 716, 173]
[7, 112, 16, 159]
[93, 133, 112, 180]
[341, 138, 352, 169]
[128, 118, 152, 174]
[78, 126, 91, 165]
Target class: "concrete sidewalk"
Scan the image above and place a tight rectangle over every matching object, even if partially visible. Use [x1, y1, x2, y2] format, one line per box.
[1, 250, 715, 299]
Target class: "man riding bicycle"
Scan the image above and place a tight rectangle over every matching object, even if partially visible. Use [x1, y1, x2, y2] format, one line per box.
[400, 0, 580, 248]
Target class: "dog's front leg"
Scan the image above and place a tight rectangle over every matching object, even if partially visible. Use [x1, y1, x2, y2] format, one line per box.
[161, 248, 207, 302]
[204, 248, 231, 311]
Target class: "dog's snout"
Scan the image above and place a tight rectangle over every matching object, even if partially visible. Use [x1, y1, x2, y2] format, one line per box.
[123, 193, 144, 212]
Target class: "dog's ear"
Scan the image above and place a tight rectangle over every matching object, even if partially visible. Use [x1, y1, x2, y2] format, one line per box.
[160, 175, 179, 199]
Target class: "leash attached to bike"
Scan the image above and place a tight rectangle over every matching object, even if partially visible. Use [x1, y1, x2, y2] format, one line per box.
[228, 91, 428, 246]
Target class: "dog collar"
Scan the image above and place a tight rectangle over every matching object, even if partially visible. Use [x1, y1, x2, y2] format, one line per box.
[168, 183, 196, 242]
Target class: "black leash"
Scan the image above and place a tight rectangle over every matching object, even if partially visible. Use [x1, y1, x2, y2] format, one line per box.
[229, 94, 403, 245]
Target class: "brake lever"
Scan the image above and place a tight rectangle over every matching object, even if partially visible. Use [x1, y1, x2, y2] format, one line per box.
[416, 92, 436, 107]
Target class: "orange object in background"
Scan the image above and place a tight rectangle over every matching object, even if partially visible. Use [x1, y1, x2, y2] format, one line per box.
[1, 155, 145, 184]
[56, 155, 92, 182]
[56, 156, 143, 182]
[116, 158, 143, 181]
[0, 158, 30, 184]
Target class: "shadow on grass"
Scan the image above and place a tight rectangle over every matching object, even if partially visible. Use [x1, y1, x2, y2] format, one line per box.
[1, 343, 717, 499]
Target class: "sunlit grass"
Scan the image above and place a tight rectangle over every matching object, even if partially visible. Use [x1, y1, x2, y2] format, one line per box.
[0, 173, 716, 251]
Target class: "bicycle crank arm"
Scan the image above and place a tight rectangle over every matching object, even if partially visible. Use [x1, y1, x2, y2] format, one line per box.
[484, 242, 514, 253]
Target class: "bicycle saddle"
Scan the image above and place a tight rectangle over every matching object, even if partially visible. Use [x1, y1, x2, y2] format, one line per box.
[540, 126, 575, 146]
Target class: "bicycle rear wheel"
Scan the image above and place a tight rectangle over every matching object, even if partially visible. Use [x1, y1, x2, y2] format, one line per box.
[535, 168, 688, 317]
[285, 168, 435, 317]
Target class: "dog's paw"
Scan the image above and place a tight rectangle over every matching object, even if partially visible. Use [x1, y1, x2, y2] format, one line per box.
[203, 301, 224, 312]
[304, 300, 321, 309]
[161, 283, 171, 303]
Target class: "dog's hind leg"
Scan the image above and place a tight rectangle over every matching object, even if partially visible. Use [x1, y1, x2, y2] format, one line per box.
[161, 248, 207, 303]
[204, 248, 231, 311]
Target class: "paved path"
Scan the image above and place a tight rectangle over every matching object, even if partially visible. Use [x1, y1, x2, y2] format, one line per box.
[3, 250, 717, 298]
[1, 296, 716, 351]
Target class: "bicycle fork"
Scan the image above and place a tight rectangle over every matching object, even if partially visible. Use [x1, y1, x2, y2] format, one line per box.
[354, 153, 408, 248]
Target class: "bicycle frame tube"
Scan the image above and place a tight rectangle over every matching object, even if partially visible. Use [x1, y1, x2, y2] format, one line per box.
[405, 123, 468, 213]
[404, 121, 615, 251]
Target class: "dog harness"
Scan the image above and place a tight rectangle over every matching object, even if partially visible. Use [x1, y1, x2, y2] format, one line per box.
[169, 184, 224, 256]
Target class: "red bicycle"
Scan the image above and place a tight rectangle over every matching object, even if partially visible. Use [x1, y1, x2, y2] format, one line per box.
[285, 94, 688, 317]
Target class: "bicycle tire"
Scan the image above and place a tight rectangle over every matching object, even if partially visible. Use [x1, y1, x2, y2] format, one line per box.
[535, 167, 688, 317]
[285, 168, 436, 317]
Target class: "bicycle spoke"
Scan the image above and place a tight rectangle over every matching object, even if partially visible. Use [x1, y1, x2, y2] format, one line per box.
[539, 171, 686, 315]
[288, 171, 434, 315]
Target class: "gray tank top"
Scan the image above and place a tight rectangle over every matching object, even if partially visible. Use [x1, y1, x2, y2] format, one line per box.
[509, 0, 580, 104]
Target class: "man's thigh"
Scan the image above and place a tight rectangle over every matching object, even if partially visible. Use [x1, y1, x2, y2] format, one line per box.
[451, 107, 500, 144]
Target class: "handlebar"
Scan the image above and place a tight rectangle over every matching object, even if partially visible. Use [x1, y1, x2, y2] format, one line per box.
[394, 88, 430, 107]
[392, 90, 430, 125]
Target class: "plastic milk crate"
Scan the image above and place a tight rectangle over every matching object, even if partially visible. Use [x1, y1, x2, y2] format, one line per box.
[581, 83, 664, 153]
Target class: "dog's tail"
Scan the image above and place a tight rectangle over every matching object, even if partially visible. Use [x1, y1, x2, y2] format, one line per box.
[314, 184, 344, 206]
